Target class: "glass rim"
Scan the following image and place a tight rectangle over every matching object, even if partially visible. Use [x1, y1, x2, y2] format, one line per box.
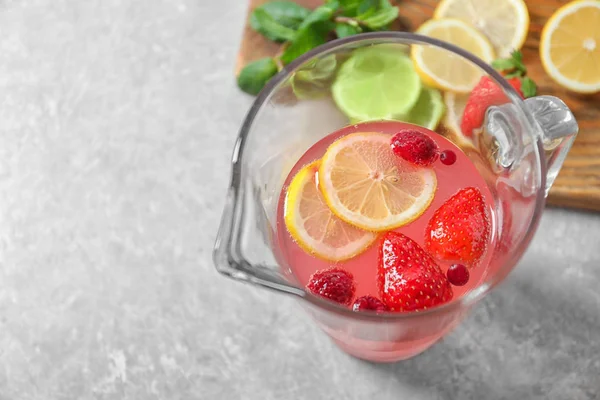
[222, 31, 548, 322]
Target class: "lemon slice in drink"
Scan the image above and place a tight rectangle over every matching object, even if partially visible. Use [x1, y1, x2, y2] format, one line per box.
[284, 161, 376, 261]
[332, 46, 422, 122]
[540, 0, 600, 94]
[434, 0, 530, 58]
[319, 132, 437, 231]
[412, 18, 495, 93]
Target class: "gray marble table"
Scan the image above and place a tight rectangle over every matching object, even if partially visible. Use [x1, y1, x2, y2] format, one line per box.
[0, 0, 598, 399]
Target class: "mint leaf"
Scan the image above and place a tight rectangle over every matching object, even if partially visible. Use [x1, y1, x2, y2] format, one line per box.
[251, 8, 297, 42]
[295, 54, 338, 81]
[491, 50, 537, 97]
[296, 2, 339, 31]
[292, 55, 338, 99]
[520, 77, 537, 98]
[491, 50, 527, 76]
[503, 71, 521, 79]
[491, 58, 516, 71]
[359, 4, 399, 29]
[335, 22, 361, 37]
[251, 1, 311, 31]
[511, 50, 523, 63]
[510, 51, 527, 74]
[336, 0, 361, 16]
[280, 4, 337, 64]
[358, 0, 378, 15]
[237, 58, 279, 95]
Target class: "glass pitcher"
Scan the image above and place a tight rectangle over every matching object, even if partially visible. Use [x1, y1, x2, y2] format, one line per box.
[213, 33, 578, 362]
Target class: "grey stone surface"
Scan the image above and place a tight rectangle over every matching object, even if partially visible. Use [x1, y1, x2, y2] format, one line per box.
[0, 0, 598, 399]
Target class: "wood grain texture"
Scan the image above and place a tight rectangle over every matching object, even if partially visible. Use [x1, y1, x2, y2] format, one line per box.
[237, 0, 600, 211]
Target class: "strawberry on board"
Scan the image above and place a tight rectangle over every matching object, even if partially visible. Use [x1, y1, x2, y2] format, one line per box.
[378, 232, 453, 312]
[460, 51, 537, 137]
[425, 187, 491, 265]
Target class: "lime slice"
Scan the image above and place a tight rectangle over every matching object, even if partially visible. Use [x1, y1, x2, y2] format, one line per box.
[404, 87, 445, 130]
[332, 46, 421, 122]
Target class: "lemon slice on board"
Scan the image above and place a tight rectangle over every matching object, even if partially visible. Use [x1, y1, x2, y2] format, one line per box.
[412, 18, 496, 93]
[442, 92, 468, 136]
[540, 0, 600, 94]
[319, 132, 437, 232]
[284, 161, 376, 261]
[441, 92, 477, 150]
[433, 0, 530, 58]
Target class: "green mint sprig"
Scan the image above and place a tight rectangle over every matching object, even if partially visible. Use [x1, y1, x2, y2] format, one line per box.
[491, 50, 537, 98]
[237, 0, 401, 96]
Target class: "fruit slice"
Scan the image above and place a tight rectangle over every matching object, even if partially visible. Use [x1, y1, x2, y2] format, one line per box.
[443, 92, 468, 135]
[440, 92, 475, 153]
[284, 161, 376, 261]
[540, 0, 600, 94]
[425, 187, 491, 265]
[378, 231, 453, 312]
[433, 0, 530, 58]
[332, 46, 422, 122]
[404, 87, 445, 130]
[319, 132, 437, 231]
[412, 18, 496, 93]
[442, 92, 475, 151]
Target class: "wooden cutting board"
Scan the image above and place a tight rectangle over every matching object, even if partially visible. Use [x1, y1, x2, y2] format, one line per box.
[237, 0, 600, 211]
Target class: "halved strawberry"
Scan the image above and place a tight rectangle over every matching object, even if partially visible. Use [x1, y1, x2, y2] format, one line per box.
[378, 232, 453, 312]
[425, 187, 490, 265]
[461, 51, 537, 137]
[460, 76, 523, 137]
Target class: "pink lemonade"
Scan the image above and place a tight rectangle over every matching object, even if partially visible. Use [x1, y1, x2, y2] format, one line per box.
[276, 120, 496, 312]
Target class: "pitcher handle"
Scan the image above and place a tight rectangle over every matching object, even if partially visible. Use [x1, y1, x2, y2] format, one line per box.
[525, 96, 579, 196]
[213, 187, 304, 296]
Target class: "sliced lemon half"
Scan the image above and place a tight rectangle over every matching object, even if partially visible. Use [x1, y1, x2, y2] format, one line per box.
[434, 0, 530, 58]
[412, 18, 496, 93]
[540, 0, 600, 94]
[319, 132, 437, 232]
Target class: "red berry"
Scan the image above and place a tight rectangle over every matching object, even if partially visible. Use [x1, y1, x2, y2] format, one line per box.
[390, 129, 438, 167]
[378, 232, 453, 312]
[439, 150, 456, 165]
[425, 187, 491, 265]
[306, 267, 355, 305]
[447, 264, 469, 286]
[460, 76, 524, 137]
[352, 296, 388, 312]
